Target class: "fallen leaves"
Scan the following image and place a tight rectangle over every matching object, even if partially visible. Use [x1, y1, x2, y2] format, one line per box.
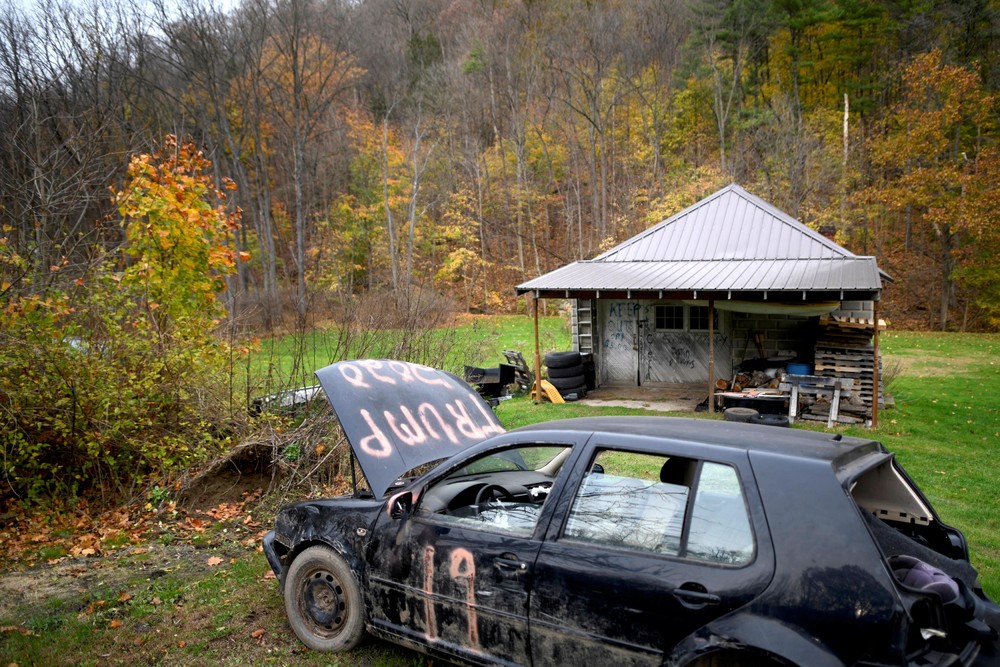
[206, 556, 224, 567]
[1, 491, 267, 570]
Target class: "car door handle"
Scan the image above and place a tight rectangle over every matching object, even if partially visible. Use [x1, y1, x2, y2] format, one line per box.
[495, 557, 527, 572]
[672, 586, 720, 605]
[495, 551, 528, 577]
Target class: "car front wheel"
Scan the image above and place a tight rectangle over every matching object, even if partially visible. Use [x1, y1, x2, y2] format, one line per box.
[284, 545, 365, 652]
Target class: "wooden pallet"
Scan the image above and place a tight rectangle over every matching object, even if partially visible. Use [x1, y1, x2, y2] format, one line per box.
[811, 320, 887, 416]
[502, 350, 535, 392]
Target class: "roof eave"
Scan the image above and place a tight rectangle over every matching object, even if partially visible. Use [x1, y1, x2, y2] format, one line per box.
[514, 287, 883, 302]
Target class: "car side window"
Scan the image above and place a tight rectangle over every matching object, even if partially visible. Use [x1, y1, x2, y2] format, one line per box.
[686, 462, 754, 565]
[414, 445, 570, 538]
[563, 451, 754, 565]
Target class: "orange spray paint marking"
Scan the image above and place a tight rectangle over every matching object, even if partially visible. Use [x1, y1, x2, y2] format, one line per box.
[449, 548, 479, 649]
[423, 545, 437, 640]
[358, 409, 394, 458]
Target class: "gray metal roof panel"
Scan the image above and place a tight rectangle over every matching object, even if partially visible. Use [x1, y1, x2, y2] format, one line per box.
[516, 184, 888, 295]
[516, 258, 883, 293]
[595, 184, 853, 262]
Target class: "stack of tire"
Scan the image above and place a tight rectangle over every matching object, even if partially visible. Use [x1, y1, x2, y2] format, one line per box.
[545, 351, 588, 401]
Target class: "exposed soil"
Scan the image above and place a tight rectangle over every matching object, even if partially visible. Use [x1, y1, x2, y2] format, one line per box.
[0, 466, 272, 621]
[578, 383, 706, 412]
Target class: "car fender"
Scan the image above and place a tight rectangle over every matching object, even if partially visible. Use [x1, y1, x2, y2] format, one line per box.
[280, 535, 366, 593]
[271, 499, 382, 592]
[667, 612, 843, 667]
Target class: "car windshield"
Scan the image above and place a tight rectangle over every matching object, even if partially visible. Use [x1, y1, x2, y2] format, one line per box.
[451, 446, 566, 477]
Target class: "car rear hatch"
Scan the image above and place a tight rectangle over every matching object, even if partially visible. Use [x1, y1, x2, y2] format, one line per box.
[849, 455, 1000, 664]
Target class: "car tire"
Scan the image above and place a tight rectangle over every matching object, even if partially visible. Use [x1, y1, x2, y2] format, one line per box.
[723, 407, 759, 423]
[561, 384, 588, 401]
[548, 374, 586, 391]
[754, 413, 790, 428]
[544, 351, 582, 369]
[546, 363, 584, 379]
[284, 545, 365, 652]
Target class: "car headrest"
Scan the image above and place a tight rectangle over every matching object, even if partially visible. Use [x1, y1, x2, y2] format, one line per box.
[660, 457, 694, 486]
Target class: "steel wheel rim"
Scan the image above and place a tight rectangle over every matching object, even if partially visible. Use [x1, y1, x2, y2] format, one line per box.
[299, 567, 348, 638]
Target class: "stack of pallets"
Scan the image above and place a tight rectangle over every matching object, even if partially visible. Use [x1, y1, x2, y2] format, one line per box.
[813, 316, 886, 416]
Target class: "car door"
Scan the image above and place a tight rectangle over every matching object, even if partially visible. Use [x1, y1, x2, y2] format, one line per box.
[365, 440, 580, 666]
[530, 439, 775, 666]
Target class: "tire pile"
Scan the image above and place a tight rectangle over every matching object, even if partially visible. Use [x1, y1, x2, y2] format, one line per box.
[544, 351, 588, 401]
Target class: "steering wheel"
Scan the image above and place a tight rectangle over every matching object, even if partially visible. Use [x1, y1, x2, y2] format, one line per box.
[475, 483, 514, 510]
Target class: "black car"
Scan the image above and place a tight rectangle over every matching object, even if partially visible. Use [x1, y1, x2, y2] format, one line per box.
[263, 359, 1000, 666]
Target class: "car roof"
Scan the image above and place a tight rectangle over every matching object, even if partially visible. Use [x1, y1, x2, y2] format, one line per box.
[511, 416, 885, 465]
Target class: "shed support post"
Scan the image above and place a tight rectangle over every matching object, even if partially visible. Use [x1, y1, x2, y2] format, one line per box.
[533, 296, 542, 405]
[872, 300, 881, 428]
[708, 299, 716, 412]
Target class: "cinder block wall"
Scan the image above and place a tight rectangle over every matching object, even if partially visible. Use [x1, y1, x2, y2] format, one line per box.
[730, 313, 817, 368]
[831, 300, 875, 320]
[729, 301, 875, 369]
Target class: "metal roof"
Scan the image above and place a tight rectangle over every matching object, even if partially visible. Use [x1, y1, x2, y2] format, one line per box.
[516, 184, 886, 299]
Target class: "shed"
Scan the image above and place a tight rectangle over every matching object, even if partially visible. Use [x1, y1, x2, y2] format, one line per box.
[515, 184, 890, 425]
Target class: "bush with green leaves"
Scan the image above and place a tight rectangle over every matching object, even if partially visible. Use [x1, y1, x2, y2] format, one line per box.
[0, 136, 247, 502]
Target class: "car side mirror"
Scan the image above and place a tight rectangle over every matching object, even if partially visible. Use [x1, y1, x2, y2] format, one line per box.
[389, 491, 413, 520]
[591, 463, 605, 475]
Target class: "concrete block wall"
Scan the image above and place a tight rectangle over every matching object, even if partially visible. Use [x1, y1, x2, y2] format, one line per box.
[831, 300, 875, 320]
[730, 312, 817, 367]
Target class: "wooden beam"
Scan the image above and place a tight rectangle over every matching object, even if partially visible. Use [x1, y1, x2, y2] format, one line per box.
[533, 297, 542, 405]
[872, 300, 880, 428]
[708, 299, 715, 412]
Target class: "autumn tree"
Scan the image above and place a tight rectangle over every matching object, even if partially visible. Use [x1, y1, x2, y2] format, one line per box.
[864, 50, 996, 330]
[0, 136, 246, 501]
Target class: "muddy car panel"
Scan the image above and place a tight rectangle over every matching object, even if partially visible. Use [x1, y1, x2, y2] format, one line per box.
[267, 496, 383, 590]
[264, 362, 1000, 666]
[361, 430, 590, 666]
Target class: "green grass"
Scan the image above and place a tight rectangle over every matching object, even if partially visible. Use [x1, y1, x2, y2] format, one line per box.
[863, 331, 1000, 597]
[252, 314, 571, 389]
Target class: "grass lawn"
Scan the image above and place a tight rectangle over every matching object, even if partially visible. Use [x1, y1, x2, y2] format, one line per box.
[867, 331, 1000, 597]
[251, 314, 571, 389]
[1, 322, 997, 665]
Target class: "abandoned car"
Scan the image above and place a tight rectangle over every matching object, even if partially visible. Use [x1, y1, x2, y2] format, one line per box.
[263, 359, 1000, 666]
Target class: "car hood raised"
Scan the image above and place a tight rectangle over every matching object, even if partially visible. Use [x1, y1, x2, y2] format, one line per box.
[314, 359, 506, 497]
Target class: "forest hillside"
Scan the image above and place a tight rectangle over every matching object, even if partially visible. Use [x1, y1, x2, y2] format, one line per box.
[2, 0, 999, 332]
[2, 0, 999, 502]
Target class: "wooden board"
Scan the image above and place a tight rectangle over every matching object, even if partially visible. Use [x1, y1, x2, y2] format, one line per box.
[531, 379, 565, 404]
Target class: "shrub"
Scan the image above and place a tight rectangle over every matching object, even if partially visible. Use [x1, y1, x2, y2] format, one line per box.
[0, 136, 247, 502]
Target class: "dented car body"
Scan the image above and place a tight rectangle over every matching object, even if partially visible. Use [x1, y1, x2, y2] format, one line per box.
[263, 359, 1000, 666]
